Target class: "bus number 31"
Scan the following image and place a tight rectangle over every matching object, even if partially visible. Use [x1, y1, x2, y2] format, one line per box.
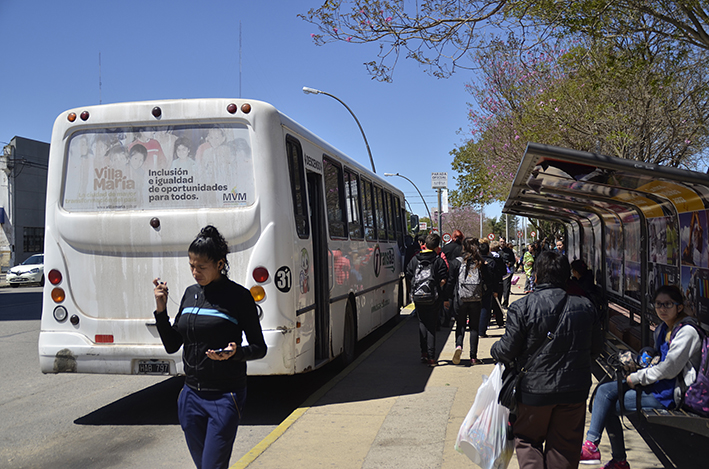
[275, 266, 292, 293]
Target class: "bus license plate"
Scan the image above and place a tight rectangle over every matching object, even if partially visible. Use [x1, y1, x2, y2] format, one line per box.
[137, 360, 170, 374]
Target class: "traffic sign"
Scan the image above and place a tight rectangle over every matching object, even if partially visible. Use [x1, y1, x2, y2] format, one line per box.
[431, 228, 440, 235]
[517, 231, 523, 238]
[530, 231, 537, 238]
[442, 232, 452, 243]
[431, 172, 448, 189]
[488, 233, 495, 241]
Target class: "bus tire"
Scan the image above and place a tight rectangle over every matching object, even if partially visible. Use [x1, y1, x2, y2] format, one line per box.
[342, 302, 356, 366]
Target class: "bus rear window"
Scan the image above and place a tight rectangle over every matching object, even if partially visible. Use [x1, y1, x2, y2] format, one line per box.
[62, 124, 254, 211]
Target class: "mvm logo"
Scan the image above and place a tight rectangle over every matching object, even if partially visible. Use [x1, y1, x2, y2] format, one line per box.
[223, 187, 248, 204]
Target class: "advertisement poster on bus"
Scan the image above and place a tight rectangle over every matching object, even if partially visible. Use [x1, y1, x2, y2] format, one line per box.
[62, 124, 255, 211]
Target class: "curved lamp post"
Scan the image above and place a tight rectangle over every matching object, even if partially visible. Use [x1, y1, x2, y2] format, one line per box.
[302, 86, 376, 174]
[384, 172, 432, 221]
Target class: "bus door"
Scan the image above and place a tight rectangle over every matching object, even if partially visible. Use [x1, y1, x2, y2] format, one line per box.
[307, 171, 331, 362]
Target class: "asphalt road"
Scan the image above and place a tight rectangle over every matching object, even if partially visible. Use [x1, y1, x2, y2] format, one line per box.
[0, 287, 347, 469]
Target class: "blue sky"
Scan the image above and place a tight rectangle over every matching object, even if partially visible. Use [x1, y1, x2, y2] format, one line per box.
[0, 0, 504, 225]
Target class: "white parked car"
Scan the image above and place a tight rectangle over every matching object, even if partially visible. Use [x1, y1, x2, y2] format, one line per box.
[7, 254, 44, 287]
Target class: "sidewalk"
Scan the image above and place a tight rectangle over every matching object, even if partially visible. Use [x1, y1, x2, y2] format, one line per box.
[235, 276, 664, 469]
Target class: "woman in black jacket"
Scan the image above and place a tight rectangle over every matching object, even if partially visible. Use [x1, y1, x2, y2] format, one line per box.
[153, 225, 267, 469]
[491, 250, 603, 469]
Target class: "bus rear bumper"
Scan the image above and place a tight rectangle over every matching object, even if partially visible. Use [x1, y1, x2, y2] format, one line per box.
[38, 329, 295, 375]
[38, 331, 178, 374]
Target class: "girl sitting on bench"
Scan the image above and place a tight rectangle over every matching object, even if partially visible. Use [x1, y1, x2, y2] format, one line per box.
[580, 285, 702, 469]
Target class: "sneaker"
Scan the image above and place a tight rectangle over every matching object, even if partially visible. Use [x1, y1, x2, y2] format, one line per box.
[452, 346, 462, 365]
[420, 353, 428, 364]
[580, 440, 601, 465]
[602, 460, 629, 469]
[470, 358, 483, 365]
[427, 358, 437, 366]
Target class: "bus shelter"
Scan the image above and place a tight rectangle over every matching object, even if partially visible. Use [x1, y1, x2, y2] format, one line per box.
[503, 143, 709, 350]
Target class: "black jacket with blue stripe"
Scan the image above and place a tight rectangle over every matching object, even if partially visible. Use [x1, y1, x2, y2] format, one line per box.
[154, 276, 267, 391]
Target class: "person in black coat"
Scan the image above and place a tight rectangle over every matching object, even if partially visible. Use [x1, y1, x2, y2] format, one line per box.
[405, 233, 448, 365]
[491, 250, 602, 469]
[153, 225, 267, 469]
[499, 238, 516, 308]
[478, 242, 504, 336]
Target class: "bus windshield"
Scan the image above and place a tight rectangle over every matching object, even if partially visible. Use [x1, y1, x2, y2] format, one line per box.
[63, 124, 254, 211]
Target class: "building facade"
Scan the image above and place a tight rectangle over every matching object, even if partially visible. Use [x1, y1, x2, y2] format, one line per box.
[0, 136, 50, 271]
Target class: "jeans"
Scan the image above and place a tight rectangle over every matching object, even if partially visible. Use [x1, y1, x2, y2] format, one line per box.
[178, 384, 247, 469]
[478, 292, 493, 336]
[586, 381, 664, 461]
[455, 301, 482, 359]
[501, 273, 512, 307]
[415, 302, 439, 359]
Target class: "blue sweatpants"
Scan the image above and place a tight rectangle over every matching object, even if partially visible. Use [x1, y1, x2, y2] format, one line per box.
[178, 383, 247, 469]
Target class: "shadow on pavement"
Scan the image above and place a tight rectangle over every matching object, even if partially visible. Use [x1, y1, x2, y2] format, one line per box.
[74, 314, 433, 427]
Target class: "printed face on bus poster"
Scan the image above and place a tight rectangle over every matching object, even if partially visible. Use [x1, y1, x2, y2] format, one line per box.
[62, 124, 254, 211]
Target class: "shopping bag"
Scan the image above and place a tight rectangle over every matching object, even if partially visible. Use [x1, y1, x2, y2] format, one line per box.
[511, 275, 520, 286]
[455, 363, 514, 469]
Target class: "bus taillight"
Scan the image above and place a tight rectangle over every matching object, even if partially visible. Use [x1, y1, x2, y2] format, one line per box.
[48, 269, 62, 285]
[250, 286, 265, 302]
[51, 288, 65, 303]
[95, 335, 114, 343]
[252, 267, 269, 283]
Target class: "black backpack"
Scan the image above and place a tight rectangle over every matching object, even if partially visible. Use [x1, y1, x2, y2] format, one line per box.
[412, 258, 438, 305]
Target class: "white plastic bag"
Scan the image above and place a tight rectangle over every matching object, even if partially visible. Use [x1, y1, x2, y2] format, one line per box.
[455, 363, 514, 469]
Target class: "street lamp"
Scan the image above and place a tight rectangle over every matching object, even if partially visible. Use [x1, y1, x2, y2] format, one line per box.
[302, 86, 376, 174]
[384, 172, 432, 221]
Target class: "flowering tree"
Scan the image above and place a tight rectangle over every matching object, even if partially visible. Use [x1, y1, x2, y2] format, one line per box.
[449, 31, 709, 209]
[441, 206, 482, 238]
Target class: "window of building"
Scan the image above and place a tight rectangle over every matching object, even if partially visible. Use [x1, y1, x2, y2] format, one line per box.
[23, 227, 44, 253]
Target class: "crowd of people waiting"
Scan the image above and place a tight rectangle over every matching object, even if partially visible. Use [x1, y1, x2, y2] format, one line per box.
[405, 229, 704, 469]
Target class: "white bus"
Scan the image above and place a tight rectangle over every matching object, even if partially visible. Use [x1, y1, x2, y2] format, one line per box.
[39, 99, 407, 376]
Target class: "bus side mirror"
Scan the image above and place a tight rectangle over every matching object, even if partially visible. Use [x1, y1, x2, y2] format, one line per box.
[410, 214, 419, 233]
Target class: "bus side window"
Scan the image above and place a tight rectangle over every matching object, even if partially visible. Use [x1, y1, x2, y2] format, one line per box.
[385, 191, 395, 241]
[286, 136, 310, 239]
[375, 185, 387, 241]
[345, 168, 363, 240]
[393, 196, 404, 248]
[362, 178, 376, 242]
[323, 156, 347, 239]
